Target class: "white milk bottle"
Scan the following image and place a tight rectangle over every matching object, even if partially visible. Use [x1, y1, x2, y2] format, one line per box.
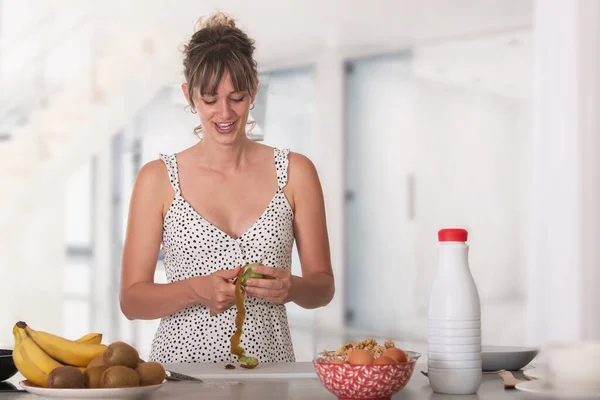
[427, 228, 482, 395]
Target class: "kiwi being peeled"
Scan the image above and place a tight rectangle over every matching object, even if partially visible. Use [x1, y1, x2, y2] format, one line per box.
[100, 366, 139, 388]
[47, 366, 85, 388]
[240, 262, 265, 286]
[103, 341, 140, 369]
[136, 361, 166, 386]
[84, 366, 108, 388]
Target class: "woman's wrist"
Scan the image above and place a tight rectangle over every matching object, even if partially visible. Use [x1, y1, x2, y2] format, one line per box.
[288, 273, 334, 309]
[184, 275, 209, 306]
[287, 275, 301, 304]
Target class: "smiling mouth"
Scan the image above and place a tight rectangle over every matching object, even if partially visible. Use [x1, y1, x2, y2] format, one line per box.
[214, 121, 236, 134]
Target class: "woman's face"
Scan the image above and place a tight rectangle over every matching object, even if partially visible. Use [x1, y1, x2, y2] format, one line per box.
[183, 71, 253, 145]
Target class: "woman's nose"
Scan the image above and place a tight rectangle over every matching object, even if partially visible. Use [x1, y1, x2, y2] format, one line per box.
[218, 100, 233, 119]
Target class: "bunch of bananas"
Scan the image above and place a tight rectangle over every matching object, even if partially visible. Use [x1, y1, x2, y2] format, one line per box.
[12, 321, 107, 387]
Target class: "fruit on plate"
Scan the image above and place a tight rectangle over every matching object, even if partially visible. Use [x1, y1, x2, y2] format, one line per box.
[83, 366, 108, 388]
[47, 366, 85, 389]
[75, 332, 103, 345]
[136, 361, 167, 386]
[22, 322, 107, 367]
[103, 342, 139, 369]
[100, 365, 140, 388]
[11, 321, 166, 389]
[12, 322, 63, 387]
[87, 354, 105, 368]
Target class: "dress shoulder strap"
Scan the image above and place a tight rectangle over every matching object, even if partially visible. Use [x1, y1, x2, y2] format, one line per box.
[274, 148, 290, 189]
[159, 153, 182, 197]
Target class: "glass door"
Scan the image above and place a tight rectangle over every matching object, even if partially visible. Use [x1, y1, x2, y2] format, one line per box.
[344, 53, 418, 335]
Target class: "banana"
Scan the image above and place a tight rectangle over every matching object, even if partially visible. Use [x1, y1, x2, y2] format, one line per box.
[75, 332, 103, 345]
[22, 322, 107, 367]
[12, 322, 63, 387]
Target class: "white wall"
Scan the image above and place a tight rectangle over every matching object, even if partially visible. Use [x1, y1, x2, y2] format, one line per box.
[414, 78, 526, 305]
[342, 52, 531, 347]
[414, 78, 530, 345]
[526, 0, 600, 345]
[0, 183, 65, 348]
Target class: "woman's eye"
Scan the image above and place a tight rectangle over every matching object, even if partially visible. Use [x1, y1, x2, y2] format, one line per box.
[202, 99, 217, 105]
[231, 96, 245, 103]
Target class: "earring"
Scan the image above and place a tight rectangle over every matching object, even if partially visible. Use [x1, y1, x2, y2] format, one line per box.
[191, 108, 197, 114]
[250, 103, 255, 110]
[246, 120, 256, 134]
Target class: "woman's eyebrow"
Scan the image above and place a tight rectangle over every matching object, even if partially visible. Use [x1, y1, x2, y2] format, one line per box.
[201, 90, 244, 96]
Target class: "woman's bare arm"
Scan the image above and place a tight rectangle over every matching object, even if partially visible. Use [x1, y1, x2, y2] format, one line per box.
[119, 160, 238, 320]
[285, 152, 335, 308]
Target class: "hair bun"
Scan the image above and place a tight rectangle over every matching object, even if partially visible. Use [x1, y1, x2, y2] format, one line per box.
[195, 11, 237, 31]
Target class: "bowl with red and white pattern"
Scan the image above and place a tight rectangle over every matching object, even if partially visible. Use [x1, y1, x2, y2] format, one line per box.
[313, 350, 420, 400]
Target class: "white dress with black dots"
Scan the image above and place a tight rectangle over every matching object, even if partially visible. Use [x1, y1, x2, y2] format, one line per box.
[148, 148, 296, 364]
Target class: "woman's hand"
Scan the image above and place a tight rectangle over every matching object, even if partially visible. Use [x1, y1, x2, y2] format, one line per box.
[244, 265, 292, 304]
[197, 266, 240, 315]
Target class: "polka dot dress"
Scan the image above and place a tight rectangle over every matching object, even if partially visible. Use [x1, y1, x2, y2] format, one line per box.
[148, 148, 296, 364]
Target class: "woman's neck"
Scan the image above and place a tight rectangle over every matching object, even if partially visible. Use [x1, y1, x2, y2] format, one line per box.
[193, 137, 254, 172]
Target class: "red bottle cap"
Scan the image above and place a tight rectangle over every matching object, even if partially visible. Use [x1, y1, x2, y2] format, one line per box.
[438, 228, 468, 242]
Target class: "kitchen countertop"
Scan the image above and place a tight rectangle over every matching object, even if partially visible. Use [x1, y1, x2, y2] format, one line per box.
[0, 363, 549, 399]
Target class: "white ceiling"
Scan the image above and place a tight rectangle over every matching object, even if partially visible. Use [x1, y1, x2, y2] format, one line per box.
[89, 0, 532, 62]
[413, 29, 532, 98]
[0, 0, 533, 124]
[0, 0, 533, 206]
[91, 0, 533, 96]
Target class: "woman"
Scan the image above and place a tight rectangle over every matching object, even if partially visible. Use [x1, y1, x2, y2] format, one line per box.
[119, 12, 335, 363]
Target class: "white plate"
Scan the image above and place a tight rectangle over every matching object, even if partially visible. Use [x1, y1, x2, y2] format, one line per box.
[516, 379, 600, 398]
[524, 368, 545, 380]
[481, 345, 539, 371]
[20, 380, 166, 399]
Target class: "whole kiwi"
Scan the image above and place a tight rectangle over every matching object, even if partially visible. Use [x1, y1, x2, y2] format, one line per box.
[87, 354, 105, 368]
[100, 365, 139, 388]
[47, 366, 85, 388]
[83, 366, 108, 388]
[103, 341, 140, 369]
[136, 361, 166, 386]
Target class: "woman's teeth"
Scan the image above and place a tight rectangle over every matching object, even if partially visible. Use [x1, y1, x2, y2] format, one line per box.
[215, 122, 235, 133]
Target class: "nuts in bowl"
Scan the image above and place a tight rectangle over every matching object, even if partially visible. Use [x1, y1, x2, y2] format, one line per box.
[313, 339, 420, 400]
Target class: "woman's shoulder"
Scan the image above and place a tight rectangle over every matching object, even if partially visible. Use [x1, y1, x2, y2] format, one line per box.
[257, 143, 313, 166]
[134, 158, 172, 191]
[139, 157, 169, 177]
[287, 151, 315, 168]
[285, 151, 321, 189]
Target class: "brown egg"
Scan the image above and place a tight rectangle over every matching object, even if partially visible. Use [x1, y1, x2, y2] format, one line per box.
[373, 356, 398, 365]
[382, 347, 407, 363]
[347, 350, 374, 365]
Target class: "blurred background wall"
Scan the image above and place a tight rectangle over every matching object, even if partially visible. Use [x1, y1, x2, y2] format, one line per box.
[0, 0, 599, 361]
